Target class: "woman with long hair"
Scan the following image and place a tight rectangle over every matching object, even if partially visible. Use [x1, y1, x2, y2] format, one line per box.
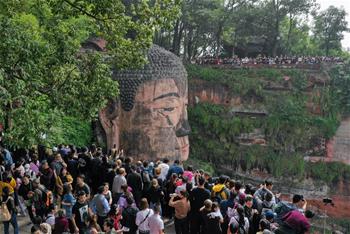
[147, 179, 164, 214]
[228, 204, 249, 234]
[1, 186, 19, 234]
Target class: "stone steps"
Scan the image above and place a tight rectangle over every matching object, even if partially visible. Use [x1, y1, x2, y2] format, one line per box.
[332, 118, 350, 163]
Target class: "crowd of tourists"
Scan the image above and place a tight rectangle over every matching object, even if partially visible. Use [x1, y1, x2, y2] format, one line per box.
[194, 55, 344, 66]
[0, 144, 315, 234]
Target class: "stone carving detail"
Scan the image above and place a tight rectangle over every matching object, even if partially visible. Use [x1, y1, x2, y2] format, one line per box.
[98, 44, 190, 161]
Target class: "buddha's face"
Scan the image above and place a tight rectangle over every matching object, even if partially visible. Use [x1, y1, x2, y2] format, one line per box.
[119, 78, 190, 161]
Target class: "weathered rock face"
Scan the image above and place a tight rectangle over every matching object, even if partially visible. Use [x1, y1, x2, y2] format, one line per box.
[189, 79, 241, 106]
[98, 45, 190, 162]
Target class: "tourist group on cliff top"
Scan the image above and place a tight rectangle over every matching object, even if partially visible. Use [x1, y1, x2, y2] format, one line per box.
[0, 144, 315, 234]
[195, 55, 344, 66]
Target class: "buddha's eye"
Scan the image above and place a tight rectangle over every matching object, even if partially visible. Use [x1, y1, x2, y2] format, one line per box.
[163, 107, 175, 112]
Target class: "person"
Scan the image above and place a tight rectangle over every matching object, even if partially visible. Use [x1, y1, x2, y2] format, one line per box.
[0, 172, 16, 197]
[53, 209, 69, 234]
[121, 197, 139, 234]
[90, 185, 111, 228]
[45, 205, 56, 229]
[51, 153, 67, 176]
[189, 176, 210, 234]
[274, 194, 307, 225]
[74, 174, 90, 200]
[55, 167, 73, 197]
[61, 183, 76, 221]
[158, 158, 170, 182]
[211, 176, 230, 203]
[275, 210, 314, 234]
[256, 219, 273, 234]
[86, 214, 101, 234]
[40, 222, 52, 234]
[166, 160, 184, 180]
[200, 199, 213, 234]
[71, 190, 89, 234]
[228, 205, 249, 234]
[147, 179, 164, 213]
[108, 204, 122, 232]
[1, 186, 18, 234]
[103, 182, 113, 206]
[39, 160, 55, 191]
[141, 161, 153, 196]
[169, 190, 190, 234]
[244, 194, 260, 234]
[148, 204, 164, 234]
[103, 218, 118, 234]
[135, 198, 153, 234]
[183, 166, 194, 184]
[18, 174, 35, 223]
[254, 180, 275, 205]
[32, 178, 48, 219]
[117, 184, 134, 210]
[127, 165, 143, 207]
[112, 168, 127, 203]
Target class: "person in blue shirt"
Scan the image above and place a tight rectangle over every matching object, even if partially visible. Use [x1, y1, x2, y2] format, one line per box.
[166, 160, 184, 180]
[90, 186, 111, 228]
[0, 146, 13, 168]
[61, 184, 76, 219]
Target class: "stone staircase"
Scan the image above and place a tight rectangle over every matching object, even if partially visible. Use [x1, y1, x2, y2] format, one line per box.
[332, 118, 350, 164]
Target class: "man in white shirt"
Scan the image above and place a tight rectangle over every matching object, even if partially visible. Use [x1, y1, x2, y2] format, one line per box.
[149, 205, 164, 234]
[158, 158, 170, 181]
[136, 198, 154, 234]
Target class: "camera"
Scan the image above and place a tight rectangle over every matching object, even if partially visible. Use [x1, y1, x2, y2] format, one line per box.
[323, 198, 333, 205]
[323, 198, 332, 204]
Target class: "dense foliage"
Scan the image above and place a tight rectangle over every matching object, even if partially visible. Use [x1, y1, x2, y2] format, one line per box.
[154, 0, 349, 59]
[0, 0, 181, 148]
[187, 64, 350, 183]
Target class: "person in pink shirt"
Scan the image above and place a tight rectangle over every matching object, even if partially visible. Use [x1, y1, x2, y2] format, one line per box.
[183, 166, 194, 184]
[276, 210, 314, 234]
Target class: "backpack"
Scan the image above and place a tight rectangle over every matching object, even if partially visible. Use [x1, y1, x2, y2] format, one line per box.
[37, 186, 53, 208]
[213, 187, 226, 203]
[274, 201, 296, 224]
[141, 170, 151, 184]
[0, 198, 12, 222]
[231, 217, 247, 234]
[121, 207, 138, 232]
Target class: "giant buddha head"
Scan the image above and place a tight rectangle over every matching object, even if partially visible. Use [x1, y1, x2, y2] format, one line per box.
[98, 44, 190, 161]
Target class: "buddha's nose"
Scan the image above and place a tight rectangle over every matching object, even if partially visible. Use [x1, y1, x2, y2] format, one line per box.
[176, 119, 191, 137]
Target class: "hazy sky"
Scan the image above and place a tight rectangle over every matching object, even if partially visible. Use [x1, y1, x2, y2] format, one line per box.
[316, 0, 350, 49]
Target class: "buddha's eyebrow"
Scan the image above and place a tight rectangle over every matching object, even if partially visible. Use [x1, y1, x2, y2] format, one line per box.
[153, 92, 180, 101]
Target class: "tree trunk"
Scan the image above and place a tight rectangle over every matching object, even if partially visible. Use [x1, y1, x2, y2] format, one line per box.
[286, 13, 293, 54]
[172, 19, 180, 55]
[187, 28, 194, 61]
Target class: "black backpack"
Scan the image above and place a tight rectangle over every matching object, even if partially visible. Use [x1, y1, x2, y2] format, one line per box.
[121, 207, 138, 232]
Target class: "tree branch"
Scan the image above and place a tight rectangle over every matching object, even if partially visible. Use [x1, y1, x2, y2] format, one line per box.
[62, 0, 121, 21]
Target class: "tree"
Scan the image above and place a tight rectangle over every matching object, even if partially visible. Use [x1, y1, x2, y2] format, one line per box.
[0, 0, 180, 148]
[313, 6, 349, 56]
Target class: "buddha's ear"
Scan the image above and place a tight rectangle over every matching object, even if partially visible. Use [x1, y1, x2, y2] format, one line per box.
[99, 98, 120, 130]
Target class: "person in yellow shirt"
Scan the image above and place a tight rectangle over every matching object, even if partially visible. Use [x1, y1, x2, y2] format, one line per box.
[0, 172, 16, 196]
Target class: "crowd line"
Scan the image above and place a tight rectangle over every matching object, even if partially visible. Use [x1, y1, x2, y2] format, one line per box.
[194, 55, 344, 66]
[0, 144, 315, 234]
